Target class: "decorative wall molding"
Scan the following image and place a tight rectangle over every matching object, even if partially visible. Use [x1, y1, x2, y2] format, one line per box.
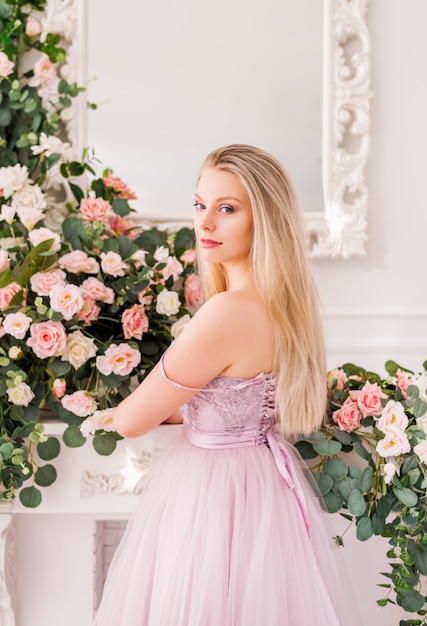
[64, 0, 371, 259]
[0, 506, 15, 626]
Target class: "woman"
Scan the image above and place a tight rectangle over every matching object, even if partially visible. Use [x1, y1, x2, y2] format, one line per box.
[94, 145, 361, 625]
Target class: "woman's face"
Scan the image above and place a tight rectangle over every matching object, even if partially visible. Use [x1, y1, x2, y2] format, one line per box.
[194, 167, 253, 267]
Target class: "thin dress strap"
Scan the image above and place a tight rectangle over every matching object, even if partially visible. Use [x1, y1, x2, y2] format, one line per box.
[159, 354, 202, 391]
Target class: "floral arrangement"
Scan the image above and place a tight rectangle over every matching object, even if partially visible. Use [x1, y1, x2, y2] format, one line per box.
[0, 0, 201, 509]
[295, 360, 427, 623]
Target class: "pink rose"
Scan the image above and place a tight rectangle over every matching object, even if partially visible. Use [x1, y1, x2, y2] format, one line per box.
[0, 282, 23, 310]
[25, 16, 43, 37]
[52, 378, 66, 400]
[109, 215, 136, 238]
[2, 312, 32, 339]
[26, 321, 67, 358]
[81, 408, 116, 436]
[61, 390, 97, 417]
[396, 369, 412, 398]
[30, 269, 66, 296]
[122, 304, 149, 340]
[28, 227, 61, 251]
[59, 250, 100, 274]
[327, 368, 348, 391]
[0, 51, 14, 77]
[332, 398, 362, 433]
[162, 256, 184, 281]
[80, 197, 113, 222]
[77, 296, 101, 325]
[49, 283, 84, 320]
[100, 251, 128, 277]
[350, 381, 385, 417]
[102, 173, 137, 199]
[184, 273, 204, 308]
[28, 55, 58, 88]
[180, 249, 197, 264]
[96, 343, 141, 377]
[80, 277, 115, 303]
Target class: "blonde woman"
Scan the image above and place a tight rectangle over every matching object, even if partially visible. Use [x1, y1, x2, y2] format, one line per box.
[94, 145, 361, 625]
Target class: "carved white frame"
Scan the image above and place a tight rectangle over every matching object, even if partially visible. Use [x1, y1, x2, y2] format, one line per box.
[44, 0, 371, 258]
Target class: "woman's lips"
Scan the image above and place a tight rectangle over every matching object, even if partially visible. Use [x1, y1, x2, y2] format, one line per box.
[200, 238, 222, 248]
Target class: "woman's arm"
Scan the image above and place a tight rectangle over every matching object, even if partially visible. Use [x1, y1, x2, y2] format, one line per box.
[112, 292, 245, 438]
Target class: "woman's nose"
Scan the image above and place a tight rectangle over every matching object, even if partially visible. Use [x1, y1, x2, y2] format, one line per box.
[199, 211, 214, 232]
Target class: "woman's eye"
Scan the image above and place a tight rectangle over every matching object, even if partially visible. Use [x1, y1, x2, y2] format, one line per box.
[193, 202, 205, 210]
[220, 205, 234, 213]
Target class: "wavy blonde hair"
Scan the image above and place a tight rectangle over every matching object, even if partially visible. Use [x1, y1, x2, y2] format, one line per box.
[196, 144, 326, 437]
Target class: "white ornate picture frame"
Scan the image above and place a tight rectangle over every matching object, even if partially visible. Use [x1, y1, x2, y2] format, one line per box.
[48, 0, 371, 259]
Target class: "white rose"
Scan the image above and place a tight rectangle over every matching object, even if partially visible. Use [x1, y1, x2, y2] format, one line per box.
[61, 330, 98, 369]
[3, 312, 32, 339]
[383, 462, 397, 485]
[413, 373, 427, 403]
[171, 314, 191, 338]
[156, 290, 180, 316]
[0, 164, 29, 199]
[50, 283, 84, 320]
[12, 183, 46, 212]
[7, 382, 35, 407]
[131, 249, 148, 267]
[100, 251, 128, 277]
[153, 245, 169, 263]
[31, 132, 72, 159]
[414, 439, 427, 465]
[376, 426, 411, 458]
[9, 346, 24, 360]
[376, 400, 408, 433]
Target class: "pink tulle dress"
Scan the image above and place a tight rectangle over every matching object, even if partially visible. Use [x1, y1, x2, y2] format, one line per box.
[94, 359, 361, 625]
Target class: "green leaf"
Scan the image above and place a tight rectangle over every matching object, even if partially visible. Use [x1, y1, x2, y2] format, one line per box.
[394, 487, 418, 507]
[294, 440, 318, 460]
[93, 433, 117, 456]
[63, 425, 86, 448]
[323, 491, 344, 513]
[312, 472, 333, 495]
[35, 464, 57, 487]
[68, 161, 85, 176]
[327, 428, 353, 445]
[112, 198, 131, 216]
[37, 437, 60, 461]
[400, 590, 425, 613]
[62, 216, 87, 245]
[414, 397, 427, 418]
[69, 182, 84, 203]
[323, 457, 348, 481]
[48, 359, 72, 377]
[356, 517, 374, 541]
[371, 513, 385, 535]
[348, 489, 367, 516]
[19, 486, 42, 508]
[407, 541, 427, 576]
[312, 439, 342, 456]
[360, 466, 374, 492]
[353, 440, 371, 461]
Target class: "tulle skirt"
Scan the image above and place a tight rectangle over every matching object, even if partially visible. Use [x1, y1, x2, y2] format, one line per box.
[94, 427, 361, 625]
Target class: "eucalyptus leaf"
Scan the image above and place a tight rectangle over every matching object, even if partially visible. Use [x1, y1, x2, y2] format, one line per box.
[323, 457, 348, 481]
[348, 489, 367, 517]
[35, 464, 57, 487]
[93, 433, 117, 456]
[414, 397, 427, 418]
[394, 487, 418, 507]
[360, 466, 374, 492]
[37, 437, 60, 461]
[323, 491, 344, 514]
[312, 472, 333, 496]
[327, 428, 353, 445]
[356, 517, 373, 541]
[112, 198, 131, 217]
[312, 439, 342, 457]
[400, 590, 425, 613]
[294, 440, 318, 460]
[63, 425, 86, 448]
[19, 486, 42, 508]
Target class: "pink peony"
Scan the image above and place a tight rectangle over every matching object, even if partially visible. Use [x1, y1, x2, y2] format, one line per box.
[52, 378, 66, 400]
[122, 304, 149, 340]
[30, 268, 66, 296]
[0, 282, 23, 310]
[26, 321, 67, 358]
[96, 343, 141, 377]
[350, 381, 385, 418]
[332, 397, 362, 433]
[162, 256, 184, 281]
[28, 227, 61, 251]
[80, 277, 115, 303]
[184, 273, 204, 308]
[102, 173, 137, 199]
[100, 251, 128, 277]
[61, 390, 97, 417]
[2, 312, 32, 339]
[0, 51, 14, 77]
[76, 296, 101, 325]
[49, 283, 84, 320]
[59, 250, 100, 274]
[80, 197, 113, 222]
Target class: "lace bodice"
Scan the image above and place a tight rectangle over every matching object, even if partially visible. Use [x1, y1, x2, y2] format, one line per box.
[181, 372, 276, 446]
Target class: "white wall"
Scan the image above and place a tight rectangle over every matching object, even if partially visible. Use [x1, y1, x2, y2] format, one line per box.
[9, 2, 427, 626]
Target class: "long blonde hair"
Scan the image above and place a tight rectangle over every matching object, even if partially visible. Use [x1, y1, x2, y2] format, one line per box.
[196, 144, 326, 437]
